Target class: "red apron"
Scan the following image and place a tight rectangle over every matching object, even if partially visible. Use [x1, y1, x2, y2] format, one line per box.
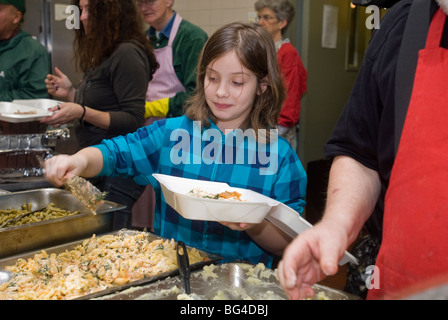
[368, 8, 448, 300]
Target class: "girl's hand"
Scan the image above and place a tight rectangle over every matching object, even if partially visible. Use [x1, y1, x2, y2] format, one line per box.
[220, 221, 256, 231]
[44, 154, 86, 187]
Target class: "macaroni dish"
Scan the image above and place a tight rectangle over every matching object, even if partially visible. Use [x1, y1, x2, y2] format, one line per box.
[0, 232, 205, 300]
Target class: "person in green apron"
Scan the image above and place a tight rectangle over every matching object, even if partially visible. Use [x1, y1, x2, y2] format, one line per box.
[133, 0, 208, 229]
[137, 0, 208, 120]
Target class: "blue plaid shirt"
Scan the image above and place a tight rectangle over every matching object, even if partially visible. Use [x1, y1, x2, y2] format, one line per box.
[96, 116, 307, 267]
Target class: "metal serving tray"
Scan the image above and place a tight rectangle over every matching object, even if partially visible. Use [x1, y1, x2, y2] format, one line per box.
[96, 262, 360, 300]
[0, 229, 222, 300]
[0, 188, 124, 258]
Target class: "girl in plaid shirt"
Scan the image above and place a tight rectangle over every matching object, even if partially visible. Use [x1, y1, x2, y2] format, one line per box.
[44, 23, 307, 267]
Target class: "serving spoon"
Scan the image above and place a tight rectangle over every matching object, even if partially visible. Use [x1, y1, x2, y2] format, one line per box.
[36, 155, 107, 213]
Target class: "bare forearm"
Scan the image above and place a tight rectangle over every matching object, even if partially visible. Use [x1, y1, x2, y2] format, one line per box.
[247, 220, 292, 256]
[323, 156, 381, 244]
[74, 147, 104, 178]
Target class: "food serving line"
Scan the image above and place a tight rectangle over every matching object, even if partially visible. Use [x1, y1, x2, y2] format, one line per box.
[0, 100, 359, 300]
[0, 182, 359, 300]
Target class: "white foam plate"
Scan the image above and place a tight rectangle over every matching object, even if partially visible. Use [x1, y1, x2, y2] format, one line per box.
[153, 173, 278, 224]
[12, 99, 62, 111]
[153, 173, 358, 265]
[0, 102, 53, 123]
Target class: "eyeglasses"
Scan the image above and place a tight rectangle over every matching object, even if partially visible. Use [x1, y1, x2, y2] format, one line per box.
[137, 0, 158, 6]
[255, 15, 277, 23]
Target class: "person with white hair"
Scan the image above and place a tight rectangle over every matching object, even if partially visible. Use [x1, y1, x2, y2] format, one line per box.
[254, 0, 307, 147]
[278, 0, 448, 300]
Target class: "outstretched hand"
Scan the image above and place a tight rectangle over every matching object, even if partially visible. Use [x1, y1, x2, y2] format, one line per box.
[44, 154, 85, 187]
[277, 220, 347, 300]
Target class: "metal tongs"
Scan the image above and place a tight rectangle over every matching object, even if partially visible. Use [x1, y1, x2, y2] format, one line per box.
[177, 241, 191, 294]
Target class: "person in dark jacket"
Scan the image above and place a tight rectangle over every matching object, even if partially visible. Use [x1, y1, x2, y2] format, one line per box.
[42, 0, 159, 230]
[279, 0, 448, 300]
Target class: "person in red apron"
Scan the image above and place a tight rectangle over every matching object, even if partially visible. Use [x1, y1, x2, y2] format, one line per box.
[277, 0, 448, 300]
[133, 1, 207, 229]
[368, 6, 448, 299]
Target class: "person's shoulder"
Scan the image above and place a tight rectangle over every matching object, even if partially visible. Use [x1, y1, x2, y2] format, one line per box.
[164, 115, 192, 129]
[112, 41, 149, 62]
[278, 42, 300, 58]
[280, 42, 298, 53]
[115, 41, 145, 54]
[376, 0, 414, 30]
[366, 0, 413, 56]
[178, 19, 208, 40]
[17, 30, 48, 54]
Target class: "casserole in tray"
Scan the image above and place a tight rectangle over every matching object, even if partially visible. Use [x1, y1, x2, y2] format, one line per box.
[0, 229, 222, 300]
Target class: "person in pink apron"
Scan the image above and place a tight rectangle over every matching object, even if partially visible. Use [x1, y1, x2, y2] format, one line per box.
[277, 0, 448, 300]
[134, 0, 208, 229]
[144, 13, 186, 125]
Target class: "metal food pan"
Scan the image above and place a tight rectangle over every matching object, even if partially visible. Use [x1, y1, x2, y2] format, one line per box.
[97, 262, 360, 300]
[0, 229, 222, 300]
[0, 188, 124, 258]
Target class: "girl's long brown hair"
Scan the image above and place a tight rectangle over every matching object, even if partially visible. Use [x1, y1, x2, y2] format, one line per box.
[72, 0, 158, 74]
[184, 22, 285, 141]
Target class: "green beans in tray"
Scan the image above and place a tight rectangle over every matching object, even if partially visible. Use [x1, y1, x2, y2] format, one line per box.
[0, 203, 80, 228]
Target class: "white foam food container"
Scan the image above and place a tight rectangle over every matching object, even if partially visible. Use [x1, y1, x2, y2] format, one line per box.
[0, 102, 53, 123]
[153, 173, 359, 266]
[153, 173, 279, 224]
[13, 99, 62, 111]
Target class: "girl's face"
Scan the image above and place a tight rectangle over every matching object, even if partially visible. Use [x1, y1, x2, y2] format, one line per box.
[205, 50, 262, 132]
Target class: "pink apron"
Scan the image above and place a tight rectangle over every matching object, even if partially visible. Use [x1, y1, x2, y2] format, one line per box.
[133, 14, 186, 229]
[144, 13, 186, 123]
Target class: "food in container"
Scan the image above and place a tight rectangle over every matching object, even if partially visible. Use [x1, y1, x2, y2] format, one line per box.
[153, 173, 278, 223]
[0, 102, 53, 124]
[153, 174, 359, 266]
[0, 203, 80, 228]
[0, 230, 220, 300]
[0, 188, 125, 258]
[96, 262, 360, 300]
